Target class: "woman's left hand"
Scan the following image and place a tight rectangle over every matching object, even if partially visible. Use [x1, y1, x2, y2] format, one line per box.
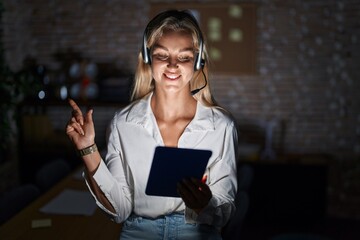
[177, 177, 212, 214]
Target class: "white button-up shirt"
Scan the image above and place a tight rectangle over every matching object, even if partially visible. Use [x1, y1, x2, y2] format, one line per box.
[86, 93, 238, 228]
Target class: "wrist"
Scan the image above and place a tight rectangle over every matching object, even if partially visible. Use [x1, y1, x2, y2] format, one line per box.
[78, 143, 98, 157]
[76, 140, 95, 150]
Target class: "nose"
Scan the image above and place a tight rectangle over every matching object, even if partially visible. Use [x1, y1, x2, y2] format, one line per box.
[167, 57, 178, 68]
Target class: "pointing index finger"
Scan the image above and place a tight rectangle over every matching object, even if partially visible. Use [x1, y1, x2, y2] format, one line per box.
[68, 98, 84, 126]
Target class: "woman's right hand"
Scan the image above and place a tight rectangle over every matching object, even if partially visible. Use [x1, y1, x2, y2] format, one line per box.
[65, 99, 96, 150]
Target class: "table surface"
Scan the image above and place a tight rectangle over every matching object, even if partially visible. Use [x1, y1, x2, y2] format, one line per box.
[0, 168, 122, 240]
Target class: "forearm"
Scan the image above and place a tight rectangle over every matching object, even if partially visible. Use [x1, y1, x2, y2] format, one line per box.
[81, 149, 116, 213]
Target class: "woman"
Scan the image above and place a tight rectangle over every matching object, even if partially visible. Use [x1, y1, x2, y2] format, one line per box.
[66, 10, 238, 239]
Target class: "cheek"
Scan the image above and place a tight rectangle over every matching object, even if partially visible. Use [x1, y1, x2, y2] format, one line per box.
[151, 64, 164, 80]
[183, 67, 195, 79]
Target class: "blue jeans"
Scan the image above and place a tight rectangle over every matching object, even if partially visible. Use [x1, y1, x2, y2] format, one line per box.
[120, 213, 222, 240]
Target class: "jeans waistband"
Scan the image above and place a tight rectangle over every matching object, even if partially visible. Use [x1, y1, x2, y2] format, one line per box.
[130, 211, 184, 221]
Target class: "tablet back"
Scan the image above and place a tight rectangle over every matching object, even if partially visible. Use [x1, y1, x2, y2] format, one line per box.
[145, 146, 212, 197]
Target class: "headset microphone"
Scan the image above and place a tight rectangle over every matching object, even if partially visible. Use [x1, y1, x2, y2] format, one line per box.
[191, 62, 207, 95]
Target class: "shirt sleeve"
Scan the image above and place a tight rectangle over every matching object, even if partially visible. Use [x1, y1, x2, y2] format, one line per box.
[184, 121, 238, 228]
[84, 119, 133, 223]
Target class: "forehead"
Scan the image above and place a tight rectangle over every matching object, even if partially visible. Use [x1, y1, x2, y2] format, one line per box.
[154, 30, 194, 50]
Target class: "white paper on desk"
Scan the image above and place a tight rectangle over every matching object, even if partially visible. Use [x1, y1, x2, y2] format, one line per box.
[40, 189, 97, 216]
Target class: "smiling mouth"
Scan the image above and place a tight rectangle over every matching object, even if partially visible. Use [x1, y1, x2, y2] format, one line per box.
[164, 73, 180, 80]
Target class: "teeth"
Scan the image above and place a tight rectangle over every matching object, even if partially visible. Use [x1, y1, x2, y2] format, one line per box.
[165, 74, 179, 79]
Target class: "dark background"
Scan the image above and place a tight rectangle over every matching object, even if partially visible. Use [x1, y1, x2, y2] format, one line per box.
[1, 0, 359, 239]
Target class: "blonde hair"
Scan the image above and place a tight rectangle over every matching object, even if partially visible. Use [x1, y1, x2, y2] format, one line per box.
[131, 10, 217, 107]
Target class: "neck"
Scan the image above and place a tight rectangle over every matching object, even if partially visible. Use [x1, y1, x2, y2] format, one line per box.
[151, 90, 196, 120]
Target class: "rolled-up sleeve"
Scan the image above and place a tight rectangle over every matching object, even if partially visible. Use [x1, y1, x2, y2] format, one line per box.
[84, 119, 133, 223]
[184, 121, 238, 227]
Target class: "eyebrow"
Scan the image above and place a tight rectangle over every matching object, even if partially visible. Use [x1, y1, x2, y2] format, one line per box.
[152, 43, 194, 53]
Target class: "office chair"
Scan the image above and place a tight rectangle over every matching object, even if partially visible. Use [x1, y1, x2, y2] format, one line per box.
[0, 184, 40, 225]
[35, 158, 71, 192]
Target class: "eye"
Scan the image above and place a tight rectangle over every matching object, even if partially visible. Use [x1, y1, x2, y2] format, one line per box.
[178, 55, 193, 62]
[153, 53, 168, 61]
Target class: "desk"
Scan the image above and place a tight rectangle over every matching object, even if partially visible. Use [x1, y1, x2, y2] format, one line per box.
[0, 169, 122, 240]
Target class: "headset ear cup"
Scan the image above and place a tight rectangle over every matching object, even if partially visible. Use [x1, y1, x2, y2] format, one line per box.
[194, 54, 205, 71]
[195, 53, 204, 71]
[142, 46, 151, 65]
[146, 47, 151, 65]
[195, 37, 204, 71]
[142, 31, 151, 64]
[194, 53, 199, 71]
[200, 59, 205, 68]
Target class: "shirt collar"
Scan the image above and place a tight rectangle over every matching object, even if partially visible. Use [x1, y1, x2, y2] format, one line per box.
[125, 92, 215, 132]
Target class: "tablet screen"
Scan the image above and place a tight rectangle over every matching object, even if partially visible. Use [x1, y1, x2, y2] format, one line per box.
[145, 146, 212, 198]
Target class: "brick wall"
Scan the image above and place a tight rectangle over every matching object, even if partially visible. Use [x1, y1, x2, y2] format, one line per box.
[2, 0, 360, 217]
[3, 0, 359, 157]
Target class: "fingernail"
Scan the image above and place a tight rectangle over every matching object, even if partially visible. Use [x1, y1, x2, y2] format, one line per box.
[201, 175, 207, 184]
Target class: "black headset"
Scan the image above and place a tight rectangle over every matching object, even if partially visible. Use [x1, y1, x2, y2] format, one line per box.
[141, 10, 205, 71]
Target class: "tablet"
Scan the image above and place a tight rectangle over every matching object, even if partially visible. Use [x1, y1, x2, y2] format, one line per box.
[145, 146, 212, 198]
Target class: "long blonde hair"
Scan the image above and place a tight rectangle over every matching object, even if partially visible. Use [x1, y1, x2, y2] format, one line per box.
[131, 10, 217, 107]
